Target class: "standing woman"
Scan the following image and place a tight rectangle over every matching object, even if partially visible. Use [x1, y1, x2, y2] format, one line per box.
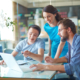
[43, 5, 68, 58]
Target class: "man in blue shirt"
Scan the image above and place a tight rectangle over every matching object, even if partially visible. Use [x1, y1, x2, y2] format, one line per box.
[30, 19, 80, 80]
[0, 25, 45, 65]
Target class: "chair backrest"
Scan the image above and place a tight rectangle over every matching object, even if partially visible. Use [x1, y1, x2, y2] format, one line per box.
[4, 49, 13, 54]
[4, 49, 24, 60]
[0, 44, 3, 60]
[0, 44, 3, 52]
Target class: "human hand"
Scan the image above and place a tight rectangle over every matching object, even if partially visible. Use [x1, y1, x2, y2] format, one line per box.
[47, 53, 51, 56]
[21, 50, 31, 57]
[57, 71, 62, 74]
[45, 56, 54, 63]
[0, 60, 5, 65]
[30, 64, 45, 71]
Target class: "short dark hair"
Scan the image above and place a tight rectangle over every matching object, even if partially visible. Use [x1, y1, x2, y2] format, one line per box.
[28, 25, 41, 35]
[42, 5, 63, 22]
[58, 19, 76, 34]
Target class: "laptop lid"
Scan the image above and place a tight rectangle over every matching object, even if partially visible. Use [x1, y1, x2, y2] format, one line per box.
[0, 53, 23, 72]
[0, 53, 36, 73]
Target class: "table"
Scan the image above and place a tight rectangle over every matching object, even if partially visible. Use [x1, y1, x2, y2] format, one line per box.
[0, 60, 61, 80]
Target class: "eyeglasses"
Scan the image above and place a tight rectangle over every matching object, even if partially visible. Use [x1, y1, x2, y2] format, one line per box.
[58, 28, 67, 32]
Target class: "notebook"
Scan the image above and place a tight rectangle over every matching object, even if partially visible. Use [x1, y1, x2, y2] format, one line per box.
[0, 53, 36, 73]
[17, 60, 28, 65]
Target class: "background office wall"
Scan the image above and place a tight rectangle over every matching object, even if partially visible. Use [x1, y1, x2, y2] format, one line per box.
[0, 41, 13, 49]
[0, 0, 80, 53]
[13, 2, 28, 44]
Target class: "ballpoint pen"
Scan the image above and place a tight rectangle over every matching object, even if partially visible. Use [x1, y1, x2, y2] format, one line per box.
[38, 71, 44, 74]
[19, 52, 24, 56]
[18, 53, 23, 56]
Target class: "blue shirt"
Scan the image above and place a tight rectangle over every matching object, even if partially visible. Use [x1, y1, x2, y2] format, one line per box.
[44, 23, 68, 58]
[70, 64, 80, 80]
[64, 34, 80, 77]
[14, 38, 45, 61]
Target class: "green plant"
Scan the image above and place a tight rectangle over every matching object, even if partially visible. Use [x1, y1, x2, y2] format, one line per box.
[5, 17, 17, 31]
[5, 17, 28, 31]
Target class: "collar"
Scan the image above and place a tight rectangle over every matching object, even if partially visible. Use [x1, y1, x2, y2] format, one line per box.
[72, 34, 78, 47]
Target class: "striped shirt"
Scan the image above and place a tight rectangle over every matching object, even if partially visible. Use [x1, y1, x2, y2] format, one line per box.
[70, 64, 80, 80]
[64, 34, 80, 79]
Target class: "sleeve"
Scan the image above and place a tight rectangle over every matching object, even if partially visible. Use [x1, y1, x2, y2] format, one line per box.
[64, 52, 69, 62]
[64, 37, 80, 75]
[64, 63, 73, 75]
[65, 42, 70, 63]
[14, 41, 23, 52]
[38, 39, 45, 50]
[70, 64, 80, 78]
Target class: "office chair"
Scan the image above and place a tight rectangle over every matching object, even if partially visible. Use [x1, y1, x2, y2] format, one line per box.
[3, 49, 24, 60]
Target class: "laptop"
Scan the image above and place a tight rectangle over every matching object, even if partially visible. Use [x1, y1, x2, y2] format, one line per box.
[0, 53, 36, 73]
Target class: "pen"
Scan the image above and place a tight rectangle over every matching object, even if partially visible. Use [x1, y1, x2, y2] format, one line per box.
[38, 71, 44, 74]
[19, 53, 23, 56]
[19, 52, 24, 56]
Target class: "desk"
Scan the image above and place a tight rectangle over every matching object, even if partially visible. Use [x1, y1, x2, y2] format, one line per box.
[0, 61, 61, 80]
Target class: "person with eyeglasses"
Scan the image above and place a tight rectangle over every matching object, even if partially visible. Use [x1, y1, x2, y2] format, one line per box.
[0, 25, 45, 65]
[42, 5, 68, 59]
[30, 19, 80, 80]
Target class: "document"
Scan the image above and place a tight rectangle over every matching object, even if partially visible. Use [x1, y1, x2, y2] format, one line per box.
[17, 60, 28, 65]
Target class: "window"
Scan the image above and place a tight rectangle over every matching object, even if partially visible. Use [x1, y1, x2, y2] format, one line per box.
[0, 0, 14, 41]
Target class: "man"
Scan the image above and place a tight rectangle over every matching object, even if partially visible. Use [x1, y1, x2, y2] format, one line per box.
[30, 19, 80, 80]
[0, 25, 45, 64]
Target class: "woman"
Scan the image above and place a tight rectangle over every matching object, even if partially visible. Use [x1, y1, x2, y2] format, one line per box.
[42, 5, 68, 58]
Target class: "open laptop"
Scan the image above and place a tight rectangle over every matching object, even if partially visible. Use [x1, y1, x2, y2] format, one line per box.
[0, 53, 35, 73]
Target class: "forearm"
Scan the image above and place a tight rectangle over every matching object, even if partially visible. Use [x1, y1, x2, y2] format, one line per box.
[48, 47, 51, 56]
[48, 39, 51, 56]
[55, 47, 62, 58]
[11, 51, 18, 57]
[29, 52, 43, 62]
[53, 57, 68, 63]
[44, 65, 65, 73]
[55, 42, 65, 58]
